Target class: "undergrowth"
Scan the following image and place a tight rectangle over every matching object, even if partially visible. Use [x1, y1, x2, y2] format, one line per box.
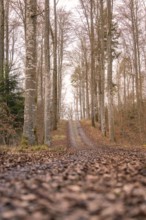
[0, 120, 68, 153]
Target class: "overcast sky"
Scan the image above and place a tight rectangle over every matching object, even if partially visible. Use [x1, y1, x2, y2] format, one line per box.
[58, 0, 79, 10]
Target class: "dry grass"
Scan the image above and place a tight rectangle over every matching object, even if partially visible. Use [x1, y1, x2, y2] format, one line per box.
[50, 120, 68, 150]
[80, 119, 146, 149]
[80, 120, 114, 147]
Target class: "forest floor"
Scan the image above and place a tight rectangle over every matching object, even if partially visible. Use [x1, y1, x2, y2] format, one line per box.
[0, 120, 146, 220]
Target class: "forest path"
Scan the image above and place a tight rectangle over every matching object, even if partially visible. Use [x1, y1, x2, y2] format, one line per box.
[68, 120, 93, 149]
[0, 121, 146, 219]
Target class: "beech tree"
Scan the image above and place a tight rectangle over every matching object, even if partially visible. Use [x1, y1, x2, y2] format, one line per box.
[90, 0, 96, 127]
[98, 0, 106, 136]
[107, 0, 115, 141]
[52, 0, 58, 130]
[23, 0, 37, 145]
[44, 0, 51, 146]
[0, 0, 4, 80]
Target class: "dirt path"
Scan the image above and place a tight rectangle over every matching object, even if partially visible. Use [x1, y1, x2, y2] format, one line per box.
[0, 121, 146, 220]
[68, 120, 93, 148]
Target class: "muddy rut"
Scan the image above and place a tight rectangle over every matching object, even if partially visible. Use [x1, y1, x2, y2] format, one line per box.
[0, 120, 146, 220]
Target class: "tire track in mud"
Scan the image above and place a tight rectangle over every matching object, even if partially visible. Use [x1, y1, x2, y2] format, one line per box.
[68, 120, 94, 149]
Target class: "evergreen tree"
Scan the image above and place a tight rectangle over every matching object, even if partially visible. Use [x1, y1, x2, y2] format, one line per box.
[0, 74, 24, 145]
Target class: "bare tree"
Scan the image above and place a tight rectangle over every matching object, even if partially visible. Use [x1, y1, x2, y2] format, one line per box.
[107, 0, 115, 141]
[23, 0, 37, 145]
[98, 0, 106, 136]
[5, 0, 10, 84]
[52, 0, 58, 130]
[90, 0, 96, 127]
[0, 0, 4, 80]
[44, 0, 51, 146]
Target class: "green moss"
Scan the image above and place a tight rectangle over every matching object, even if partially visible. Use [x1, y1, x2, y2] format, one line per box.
[17, 145, 29, 152]
[30, 145, 49, 151]
[21, 136, 29, 146]
[17, 144, 49, 152]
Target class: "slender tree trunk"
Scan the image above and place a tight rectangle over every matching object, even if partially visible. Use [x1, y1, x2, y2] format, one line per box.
[57, 30, 63, 120]
[75, 94, 79, 120]
[4, 0, 10, 102]
[44, 0, 51, 146]
[79, 67, 83, 119]
[5, 0, 9, 82]
[77, 86, 80, 120]
[23, 0, 37, 145]
[81, 37, 90, 119]
[135, 8, 144, 132]
[85, 51, 90, 119]
[135, 2, 143, 104]
[90, 0, 95, 127]
[52, 0, 58, 130]
[36, 40, 44, 144]
[123, 65, 127, 108]
[0, 0, 4, 81]
[130, 0, 142, 140]
[81, 59, 86, 119]
[107, 0, 115, 141]
[82, 76, 86, 119]
[99, 0, 106, 136]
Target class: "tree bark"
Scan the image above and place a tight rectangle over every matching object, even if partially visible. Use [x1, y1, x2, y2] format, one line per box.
[44, 0, 51, 146]
[23, 0, 37, 145]
[36, 40, 44, 144]
[107, 0, 115, 141]
[0, 0, 4, 81]
[52, 0, 58, 130]
[99, 0, 106, 136]
[90, 0, 95, 127]
[5, 0, 10, 94]
[130, 0, 142, 139]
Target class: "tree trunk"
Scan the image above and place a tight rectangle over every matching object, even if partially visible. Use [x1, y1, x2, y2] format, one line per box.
[23, 0, 37, 145]
[85, 48, 90, 119]
[4, 0, 10, 100]
[52, 0, 58, 130]
[90, 0, 95, 127]
[44, 0, 51, 146]
[36, 40, 44, 144]
[107, 0, 115, 141]
[99, 0, 106, 136]
[5, 0, 9, 81]
[0, 0, 4, 80]
[130, 0, 142, 140]
[57, 30, 63, 121]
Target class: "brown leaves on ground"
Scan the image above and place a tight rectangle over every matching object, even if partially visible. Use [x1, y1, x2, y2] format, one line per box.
[51, 120, 68, 151]
[80, 120, 115, 147]
[0, 120, 146, 220]
[81, 119, 146, 150]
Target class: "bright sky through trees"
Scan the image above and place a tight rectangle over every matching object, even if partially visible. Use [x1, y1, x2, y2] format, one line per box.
[58, 0, 79, 106]
[58, 0, 79, 9]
